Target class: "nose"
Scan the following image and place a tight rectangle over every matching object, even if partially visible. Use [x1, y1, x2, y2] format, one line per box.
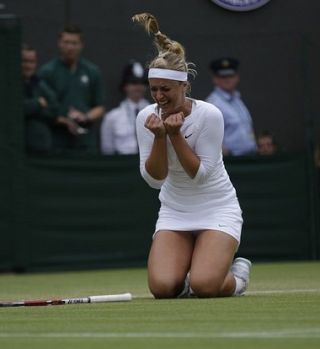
[155, 90, 164, 101]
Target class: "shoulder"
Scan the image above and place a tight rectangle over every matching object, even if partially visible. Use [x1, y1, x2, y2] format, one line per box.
[80, 58, 102, 76]
[140, 99, 151, 108]
[38, 58, 59, 76]
[37, 78, 55, 94]
[206, 90, 217, 102]
[206, 89, 226, 104]
[137, 103, 157, 121]
[104, 105, 122, 121]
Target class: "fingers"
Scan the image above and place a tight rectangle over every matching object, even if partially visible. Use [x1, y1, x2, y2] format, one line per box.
[145, 113, 157, 127]
[165, 112, 184, 123]
[145, 113, 166, 137]
[144, 112, 184, 137]
[145, 113, 162, 129]
[163, 112, 184, 135]
[65, 119, 81, 136]
[38, 97, 48, 108]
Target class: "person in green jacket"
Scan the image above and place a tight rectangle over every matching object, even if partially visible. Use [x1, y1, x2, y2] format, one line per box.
[22, 45, 58, 153]
[39, 25, 105, 153]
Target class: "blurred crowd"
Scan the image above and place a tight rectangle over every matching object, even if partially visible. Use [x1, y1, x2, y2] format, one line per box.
[23, 24, 278, 157]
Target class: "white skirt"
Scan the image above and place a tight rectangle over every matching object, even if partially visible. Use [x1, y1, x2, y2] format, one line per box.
[155, 202, 243, 244]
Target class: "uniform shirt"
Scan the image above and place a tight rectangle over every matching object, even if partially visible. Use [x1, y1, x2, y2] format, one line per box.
[206, 87, 256, 156]
[136, 99, 239, 212]
[101, 98, 149, 154]
[39, 58, 105, 151]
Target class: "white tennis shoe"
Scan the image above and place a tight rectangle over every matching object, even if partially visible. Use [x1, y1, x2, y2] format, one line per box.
[178, 257, 252, 298]
[231, 257, 252, 296]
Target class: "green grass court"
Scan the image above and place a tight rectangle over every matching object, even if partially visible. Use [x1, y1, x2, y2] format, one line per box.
[0, 262, 319, 349]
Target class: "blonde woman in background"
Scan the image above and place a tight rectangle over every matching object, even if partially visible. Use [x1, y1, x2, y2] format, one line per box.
[133, 13, 251, 299]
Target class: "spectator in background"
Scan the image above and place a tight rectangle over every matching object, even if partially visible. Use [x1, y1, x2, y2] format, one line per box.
[257, 130, 278, 156]
[100, 60, 149, 155]
[22, 45, 58, 153]
[39, 25, 105, 153]
[206, 57, 257, 156]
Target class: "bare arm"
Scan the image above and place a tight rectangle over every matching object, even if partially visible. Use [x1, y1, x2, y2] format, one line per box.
[86, 106, 105, 122]
[68, 106, 105, 123]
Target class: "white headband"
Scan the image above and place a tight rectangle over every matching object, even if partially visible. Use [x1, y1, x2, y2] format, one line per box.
[148, 68, 188, 82]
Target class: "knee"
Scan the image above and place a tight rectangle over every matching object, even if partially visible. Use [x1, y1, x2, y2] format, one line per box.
[190, 274, 224, 298]
[149, 276, 184, 299]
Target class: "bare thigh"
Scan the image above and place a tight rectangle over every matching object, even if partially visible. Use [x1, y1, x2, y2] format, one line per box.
[190, 230, 238, 297]
[148, 230, 195, 298]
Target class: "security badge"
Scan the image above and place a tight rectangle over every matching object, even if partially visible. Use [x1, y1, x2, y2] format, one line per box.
[132, 62, 144, 78]
[80, 74, 89, 84]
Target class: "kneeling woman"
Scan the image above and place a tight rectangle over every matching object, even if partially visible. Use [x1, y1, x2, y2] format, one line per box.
[132, 13, 251, 298]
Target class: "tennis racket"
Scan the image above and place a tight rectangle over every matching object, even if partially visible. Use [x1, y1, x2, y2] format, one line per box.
[0, 292, 132, 307]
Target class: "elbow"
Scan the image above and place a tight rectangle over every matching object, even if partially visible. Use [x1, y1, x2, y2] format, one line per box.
[141, 167, 166, 189]
[143, 175, 165, 189]
[146, 180, 164, 189]
[192, 174, 210, 186]
[191, 163, 212, 185]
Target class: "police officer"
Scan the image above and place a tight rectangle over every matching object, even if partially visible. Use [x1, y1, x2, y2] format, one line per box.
[39, 25, 105, 153]
[100, 60, 149, 155]
[206, 57, 257, 156]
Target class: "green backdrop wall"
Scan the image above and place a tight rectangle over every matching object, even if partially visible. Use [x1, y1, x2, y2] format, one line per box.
[0, 15, 25, 271]
[1, 153, 318, 272]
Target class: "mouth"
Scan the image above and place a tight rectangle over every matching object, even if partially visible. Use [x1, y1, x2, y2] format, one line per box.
[158, 101, 169, 108]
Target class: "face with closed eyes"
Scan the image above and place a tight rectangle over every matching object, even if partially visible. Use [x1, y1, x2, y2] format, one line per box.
[149, 78, 187, 117]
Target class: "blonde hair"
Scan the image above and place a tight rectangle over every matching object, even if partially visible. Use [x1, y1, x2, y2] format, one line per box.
[132, 13, 196, 79]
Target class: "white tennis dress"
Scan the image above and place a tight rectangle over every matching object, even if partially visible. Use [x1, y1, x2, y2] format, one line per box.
[136, 99, 243, 243]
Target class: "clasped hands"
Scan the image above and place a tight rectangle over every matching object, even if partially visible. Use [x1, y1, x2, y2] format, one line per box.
[56, 108, 89, 136]
[145, 111, 185, 137]
[68, 108, 90, 124]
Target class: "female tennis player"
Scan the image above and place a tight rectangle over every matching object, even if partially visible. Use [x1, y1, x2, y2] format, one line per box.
[132, 13, 251, 298]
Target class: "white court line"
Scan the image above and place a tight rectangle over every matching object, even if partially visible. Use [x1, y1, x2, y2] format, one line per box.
[0, 329, 320, 339]
[135, 288, 320, 299]
[247, 288, 320, 295]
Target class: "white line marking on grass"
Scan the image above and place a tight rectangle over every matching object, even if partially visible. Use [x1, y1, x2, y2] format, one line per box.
[134, 289, 320, 299]
[1, 329, 320, 339]
[247, 289, 320, 295]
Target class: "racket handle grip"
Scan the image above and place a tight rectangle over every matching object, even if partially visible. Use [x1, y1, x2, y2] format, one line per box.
[89, 293, 132, 303]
